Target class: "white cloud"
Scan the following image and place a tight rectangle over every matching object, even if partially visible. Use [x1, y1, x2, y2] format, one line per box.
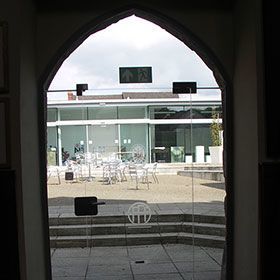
[49, 15, 220, 101]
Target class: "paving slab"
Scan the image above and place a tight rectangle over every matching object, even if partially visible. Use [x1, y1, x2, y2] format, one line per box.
[51, 245, 223, 279]
[49, 173, 225, 280]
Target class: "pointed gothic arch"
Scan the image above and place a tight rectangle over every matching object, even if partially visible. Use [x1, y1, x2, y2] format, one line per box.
[38, 6, 233, 280]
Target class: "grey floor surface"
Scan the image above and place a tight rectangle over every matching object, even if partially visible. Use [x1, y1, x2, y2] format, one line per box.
[51, 244, 223, 280]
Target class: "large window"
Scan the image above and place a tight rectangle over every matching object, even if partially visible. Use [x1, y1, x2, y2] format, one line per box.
[150, 124, 211, 163]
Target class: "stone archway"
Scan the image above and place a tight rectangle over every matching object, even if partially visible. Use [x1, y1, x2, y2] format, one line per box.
[39, 5, 233, 280]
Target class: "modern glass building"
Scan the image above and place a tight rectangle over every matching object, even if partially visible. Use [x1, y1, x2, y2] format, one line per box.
[47, 92, 222, 166]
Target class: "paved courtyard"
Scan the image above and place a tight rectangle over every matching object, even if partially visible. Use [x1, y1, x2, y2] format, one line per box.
[47, 173, 225, 210]
[48, 172, 225, 279]
[51, 244, 223, 280]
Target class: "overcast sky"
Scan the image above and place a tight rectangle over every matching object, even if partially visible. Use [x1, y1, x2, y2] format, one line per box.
[48, 15, 220, 101]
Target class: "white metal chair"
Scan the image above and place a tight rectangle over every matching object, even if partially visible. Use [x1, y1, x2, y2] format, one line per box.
[47, 165, 61, 185]
[128, 163, 149, 190]
[102, 162, 119, 185]
[150, 162, 159, 183]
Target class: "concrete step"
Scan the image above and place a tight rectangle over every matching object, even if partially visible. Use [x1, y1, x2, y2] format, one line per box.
[50, 232, 225, 249]
[178, 170, 225, 182]
[49, 212, 225, 249]
[183, 164, 223, 171]
[49, 222, 225, 237]
[49, 213, 225, 226]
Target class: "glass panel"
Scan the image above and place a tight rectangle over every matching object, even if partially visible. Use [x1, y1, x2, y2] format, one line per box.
[150, 106, 185, 119]
[60, 125, 86, 163]
[150, 124, 187, 163]
[60, 107, 87, 120]
[88, 106, 117, 119]
[120, 124, 148, 163]
[118, 106, 146, 119]
[47, 108, 57, 122]
[47, 127, 58, 166]
[88, 124, 119, 160]
[191, 105, 222, 119]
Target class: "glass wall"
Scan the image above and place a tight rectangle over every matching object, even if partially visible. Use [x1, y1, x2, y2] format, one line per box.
[47, 103, 221, 164]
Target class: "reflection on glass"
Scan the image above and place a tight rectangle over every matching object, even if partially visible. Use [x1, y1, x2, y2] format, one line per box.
[149, 105, 222, 119]
[88, 107, 117, 120]
[60, 108, 87, 120]
[120, 124, 148, 162]
[47, 108, 57, 122]
[118, 106, 146, 119]
[60, 125, 86, 162]
[88, 124, 119, 159]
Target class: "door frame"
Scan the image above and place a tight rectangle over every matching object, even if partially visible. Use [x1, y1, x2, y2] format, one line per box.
[38, 5, 234, 279]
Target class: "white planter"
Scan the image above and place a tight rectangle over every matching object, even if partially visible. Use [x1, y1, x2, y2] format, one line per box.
[209, 146, 223, 164]
[195, 145, 205, 163]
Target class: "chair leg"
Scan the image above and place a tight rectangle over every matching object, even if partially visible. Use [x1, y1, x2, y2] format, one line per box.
[57, 169, 61, 185]
[153, 173, 159, 183]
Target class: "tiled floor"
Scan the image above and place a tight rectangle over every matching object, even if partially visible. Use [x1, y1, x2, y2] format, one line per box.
[51, 244, 223, 280]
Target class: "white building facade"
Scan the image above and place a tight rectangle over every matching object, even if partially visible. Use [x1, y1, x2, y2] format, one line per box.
[47, 92, 222, 166]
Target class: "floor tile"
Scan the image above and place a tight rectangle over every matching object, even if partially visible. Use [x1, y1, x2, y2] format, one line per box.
[134, 273, 184, 280]
[52, 248, 90, 258]
[86, 276, 133, 280]
[86, 263, 132, 277]
[131, 262, 178, 275]
[51, 257, 88, 267]
[174, 260, 221, 273]
[182, 271, 221, 280]
[52, 265, 87, 277]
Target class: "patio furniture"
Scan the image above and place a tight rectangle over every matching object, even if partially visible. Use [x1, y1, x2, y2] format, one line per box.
[128, 163, 149, 190]
[150, 162, 159, 183]
[47, 165, 61, 185]
[102, 161, 122, 185]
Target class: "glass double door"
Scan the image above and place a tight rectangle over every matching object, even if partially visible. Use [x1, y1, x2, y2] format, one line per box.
[48, 98, 224, 280]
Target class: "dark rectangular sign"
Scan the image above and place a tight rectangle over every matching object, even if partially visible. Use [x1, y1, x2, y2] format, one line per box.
[119, 67, 152, 83]
[172, 82, 197, 94]
[74, 196, 105, 216]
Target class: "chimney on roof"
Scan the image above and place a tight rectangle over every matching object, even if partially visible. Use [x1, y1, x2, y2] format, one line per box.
[67, 91, 76, 100]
